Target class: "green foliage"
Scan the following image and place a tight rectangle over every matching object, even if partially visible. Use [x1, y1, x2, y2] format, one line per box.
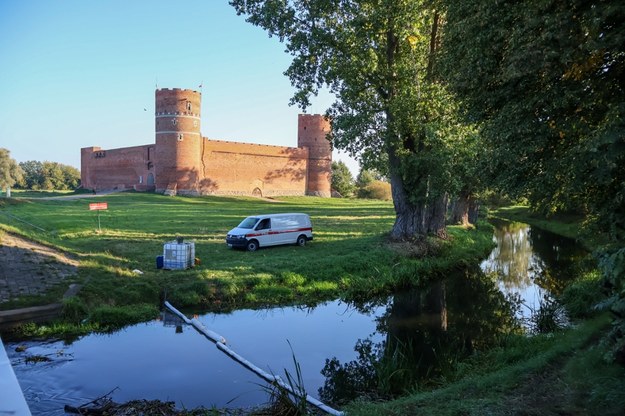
[0, 148, 23, 191]
[528, 295, 568, 334]
[357, 180, 392, 201]
[560, 270, 604, 319]
[230, 0, 475, 239]
[18, 160, 81, 190]
[356, 169, 376, 189]
[331, 160, 355, 197]
[89, 304, 159, 328]
[598, 248, 625, 365]
[442, 0, 625, 240]
[7, 321, 101, 341]
[61, 297, 89, 324]
[562, 337, 625, 412]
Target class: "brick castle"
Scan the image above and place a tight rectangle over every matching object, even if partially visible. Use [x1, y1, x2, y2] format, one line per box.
[80, 88, 332, 197]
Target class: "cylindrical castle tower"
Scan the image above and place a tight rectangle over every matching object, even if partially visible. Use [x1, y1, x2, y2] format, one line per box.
[154, 88, 203, 195]
[298, 114, 332, 197]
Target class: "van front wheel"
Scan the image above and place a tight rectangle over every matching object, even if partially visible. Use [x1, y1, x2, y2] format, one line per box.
[246, 240, 259, 252]
[296, 235, 307, 247]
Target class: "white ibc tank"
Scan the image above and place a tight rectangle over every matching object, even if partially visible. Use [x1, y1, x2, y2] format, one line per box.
[163, 241, 195, 270]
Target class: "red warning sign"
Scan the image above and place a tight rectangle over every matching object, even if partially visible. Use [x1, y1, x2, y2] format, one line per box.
[89, 202, 108, 211]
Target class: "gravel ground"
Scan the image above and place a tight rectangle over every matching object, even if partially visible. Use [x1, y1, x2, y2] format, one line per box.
[0, 233, 78, 304]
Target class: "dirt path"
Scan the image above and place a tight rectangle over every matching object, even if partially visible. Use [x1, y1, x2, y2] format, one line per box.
[0, 233, 78, 304]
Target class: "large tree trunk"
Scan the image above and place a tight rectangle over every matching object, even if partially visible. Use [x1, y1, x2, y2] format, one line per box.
[468, 198, 480, 225]
[389, 167, 426, 239]
[388, 150, 447, 240]
[425, 193, 448, 238]
[451, 190, 479, 226]
[451, 190, 471, 226]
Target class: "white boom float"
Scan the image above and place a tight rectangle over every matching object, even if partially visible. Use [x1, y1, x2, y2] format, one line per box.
[163, 301, 344, 416]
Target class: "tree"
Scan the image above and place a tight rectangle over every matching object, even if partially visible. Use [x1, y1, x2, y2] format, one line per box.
[356, 169, 376, 189]
[359, 180, 392, 200]
[18, 160, 43, 189]
[447, 126, 483, 226]
[19, 160, 80, 190]
[62, 164, 81, 189]
[230, 0, 462, 240]
[442, 0, 625, 364]
[331, 160, 355, 197]
[442, 0, 625, 240]
[0, 148, 23, 193]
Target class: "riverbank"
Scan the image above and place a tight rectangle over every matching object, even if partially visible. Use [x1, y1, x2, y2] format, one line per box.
[343, 206, 625, 416]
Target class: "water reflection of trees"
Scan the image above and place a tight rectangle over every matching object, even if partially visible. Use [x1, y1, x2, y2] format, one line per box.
[319, 222, 590, 405]
[481, 220, 542, 291]
[528, 227, 588, 295]
[481, 219, 589, 295]
[319, 268, 521, 405]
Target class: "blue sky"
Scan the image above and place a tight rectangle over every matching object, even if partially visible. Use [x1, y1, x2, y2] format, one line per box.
[0, 0, 358, 174]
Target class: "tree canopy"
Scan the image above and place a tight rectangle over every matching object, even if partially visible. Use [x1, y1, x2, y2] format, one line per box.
[18, 160, 81, 190]
[442, 0, 625, 239]
[231, 0, 470, 239]
[0, 148, 23, 191]
[331, 160, 355, 197]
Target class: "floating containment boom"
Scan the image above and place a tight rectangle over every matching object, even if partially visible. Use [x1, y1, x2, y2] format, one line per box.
[163, 301, 344, 416]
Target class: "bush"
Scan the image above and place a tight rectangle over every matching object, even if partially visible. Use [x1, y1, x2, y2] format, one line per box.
[358, 180, 392, 200]
[598, 248, 625, 365]
[560, 270, 604, 319]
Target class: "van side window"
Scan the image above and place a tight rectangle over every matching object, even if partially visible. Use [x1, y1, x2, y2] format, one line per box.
[256, 219, 271, 230]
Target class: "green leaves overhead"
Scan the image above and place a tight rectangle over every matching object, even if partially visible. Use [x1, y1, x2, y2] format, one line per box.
[442, 0, 625, 239]
[232, 0, 477, 239]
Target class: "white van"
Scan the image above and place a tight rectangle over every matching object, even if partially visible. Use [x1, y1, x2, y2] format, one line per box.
[226, 213, 313, 252]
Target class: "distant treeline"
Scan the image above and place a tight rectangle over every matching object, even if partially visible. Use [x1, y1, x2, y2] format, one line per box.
[331, 161, 391, 200]
[16, 160, 80, 190]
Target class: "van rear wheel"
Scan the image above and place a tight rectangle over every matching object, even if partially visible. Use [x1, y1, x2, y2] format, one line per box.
[296, 235, 307, 247]
[246, 240, 259, 252]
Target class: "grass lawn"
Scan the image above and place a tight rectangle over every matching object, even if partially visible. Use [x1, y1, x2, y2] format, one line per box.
[0, 192, 494, 332]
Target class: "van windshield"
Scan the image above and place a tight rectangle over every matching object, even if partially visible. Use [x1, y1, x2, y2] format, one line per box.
[238, 217, 259, 229]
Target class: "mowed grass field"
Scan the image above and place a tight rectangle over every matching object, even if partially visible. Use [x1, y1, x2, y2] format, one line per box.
[0, 192, 494, 331]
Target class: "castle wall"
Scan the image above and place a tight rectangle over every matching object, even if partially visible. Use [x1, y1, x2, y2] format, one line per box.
[80, 144, 155, 191]
[200, 139, 309, 197]
[80, 88, 332, 197]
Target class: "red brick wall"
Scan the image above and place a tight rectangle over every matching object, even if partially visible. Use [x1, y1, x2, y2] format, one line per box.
[154, 88, 203, 194]
[297, 114, 332, 197]
[201, 139, 309, 197]
[80, 145, 155, 191]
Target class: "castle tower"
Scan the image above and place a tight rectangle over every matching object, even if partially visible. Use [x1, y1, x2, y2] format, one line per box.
[298, 114, 332, 197]
[154, 88, 203, 195]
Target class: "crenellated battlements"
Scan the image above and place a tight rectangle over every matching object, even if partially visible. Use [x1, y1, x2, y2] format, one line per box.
[156, 87, 201, 94]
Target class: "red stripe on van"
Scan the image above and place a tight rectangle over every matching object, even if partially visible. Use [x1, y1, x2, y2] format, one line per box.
[246, 227, 312, 238]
